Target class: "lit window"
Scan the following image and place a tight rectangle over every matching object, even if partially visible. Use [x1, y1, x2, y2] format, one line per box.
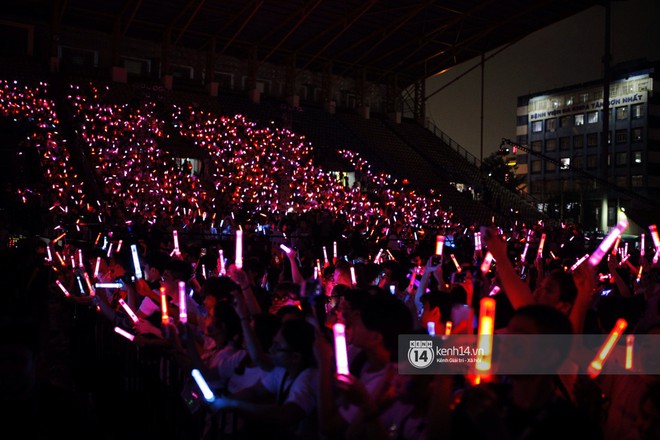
[633, 151, 642, 164]
[532, 121, 543, 133]
[615, 107, 628, 120]
[588, 111, 599, 124]
[631, 104, 644, 119]
[575, 114, 585, 126]
[560, 158, 570, 170]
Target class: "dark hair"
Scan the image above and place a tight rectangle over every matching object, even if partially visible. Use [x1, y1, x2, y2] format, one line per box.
[202, 276, 240, 303]
[279, 318, 316, 367]
[142, 250, 169, 274]
[359, 294, 414, 359]
[420, 290, 454, 324]
[514, 304, 574, 335]
[214, 300, 242, 342]
[546, 269, 578, 305]
[164, 258, 193, 282]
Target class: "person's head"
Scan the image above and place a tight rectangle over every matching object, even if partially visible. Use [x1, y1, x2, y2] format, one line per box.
[333, 259, 353, 287]
[269, 281, 301, 315]
[206, 300, 242, 346]
[352, 294, 414, 359]
[501, 304, 574, 374]
[201, 276, 240, 316]
[160, 258, 193, 297]
[142, 250, 169, 283]
[532, 269, 577, 315]
[420, 290, 453, 331]
[269, 317, 316, 371]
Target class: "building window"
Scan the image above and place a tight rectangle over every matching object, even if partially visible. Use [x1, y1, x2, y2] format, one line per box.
[546, 118, 557, 133]
[633, 151, 642, 164]
[632, 175, 644, 187]
[531, 140, 542, 152]
[615, 152, 627, 166]
[631, 104, 644, 119]
[573, 135, 584, 149]
[560, 157, 570, 170]
[546, 161, 557, 172]
[615, 106, 628, 120]
[588, 111, 599, 124]
[615, 129, 627, 144]
[587, 155, 598, 168]
[573, 156, 584, 169]
[615, 176, 627, 187]
[575, 114, 585, 126]
[545, 139, 557, 152]
[531, 160, 542, 173]
[559, 137, 570, 150]
[532, 121, 543, 133]
[545, 180, 559, 192]
[632, 127, 643, 142]
[560, 115, 571, 128]
[587, 133, 599, 147]
[531, 180, 543, 193]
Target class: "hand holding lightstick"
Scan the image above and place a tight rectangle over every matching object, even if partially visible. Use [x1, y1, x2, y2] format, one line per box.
[191, 369, 216, 403]
[587, 318, 627, 378]
[588, 219, 629, 267]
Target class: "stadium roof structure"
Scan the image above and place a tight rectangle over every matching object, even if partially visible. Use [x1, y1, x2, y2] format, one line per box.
[4, 0, 602, 87]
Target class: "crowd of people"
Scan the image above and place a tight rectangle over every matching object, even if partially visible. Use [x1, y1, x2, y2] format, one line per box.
[2, 76, 660, 440]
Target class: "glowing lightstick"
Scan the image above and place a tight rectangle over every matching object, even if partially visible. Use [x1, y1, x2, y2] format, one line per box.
[77, 249, 84, 268]
[172, 230, 180, 256]
[427, 322, 436, 336]
[280, 244, 292, 254]
[235, 229, 243, 269]
[444, 321, 453, 335]
[313, 266, 319, 280]
[95, 282, 123, 289]
[435, 235, 445, 256]
[201, 264, 206, 279]
[83, 272, 95, 296]
[625, 334, 634, 371]
[333, 241, 338, 261]
[373, 248, 384, 264]
[191, 369, 216, 403]
[450, 254, 461, 272]
[520, 242, 530, 262]
[480, 252, 494, 275]
[323, 246, 329, 266]
[569, 253, 590, 272]
[537, 233, 546, 258]
[55, 280, 71, 297]
[350, 266, 357, 286]
[488, 285, 501, 296]
[46, 245, 53, 262]
[160, 287, 170, 325]
[332, 323, 350, 375]
[640, 234, 645, 257]
[55, 251, 65, 267]
[218, 249, 226, 276]
[178, 281, 187, 324]
[106, 243, 113, 259]
[650, 225, 660, 252]
[475, 297, 496, 373]
[130, 244, 142, 279]
[118, 298, 139, 323]
[587, 318, 628, 378]
[116, 239, 123, 253]
[93, 257, 101, 278]
[474, 233, 482, 252]
[636, 266, 644, 283]
[95, 232, 102, 246]
[611, 236, 621, 256]
[114, 327, 135, 342]
[588, 219, 629, 267]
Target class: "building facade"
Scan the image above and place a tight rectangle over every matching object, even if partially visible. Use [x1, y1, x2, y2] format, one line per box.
[512, 60, 659, 232]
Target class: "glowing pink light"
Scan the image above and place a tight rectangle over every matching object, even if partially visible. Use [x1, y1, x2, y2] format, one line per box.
[332, 323, 350, 376]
